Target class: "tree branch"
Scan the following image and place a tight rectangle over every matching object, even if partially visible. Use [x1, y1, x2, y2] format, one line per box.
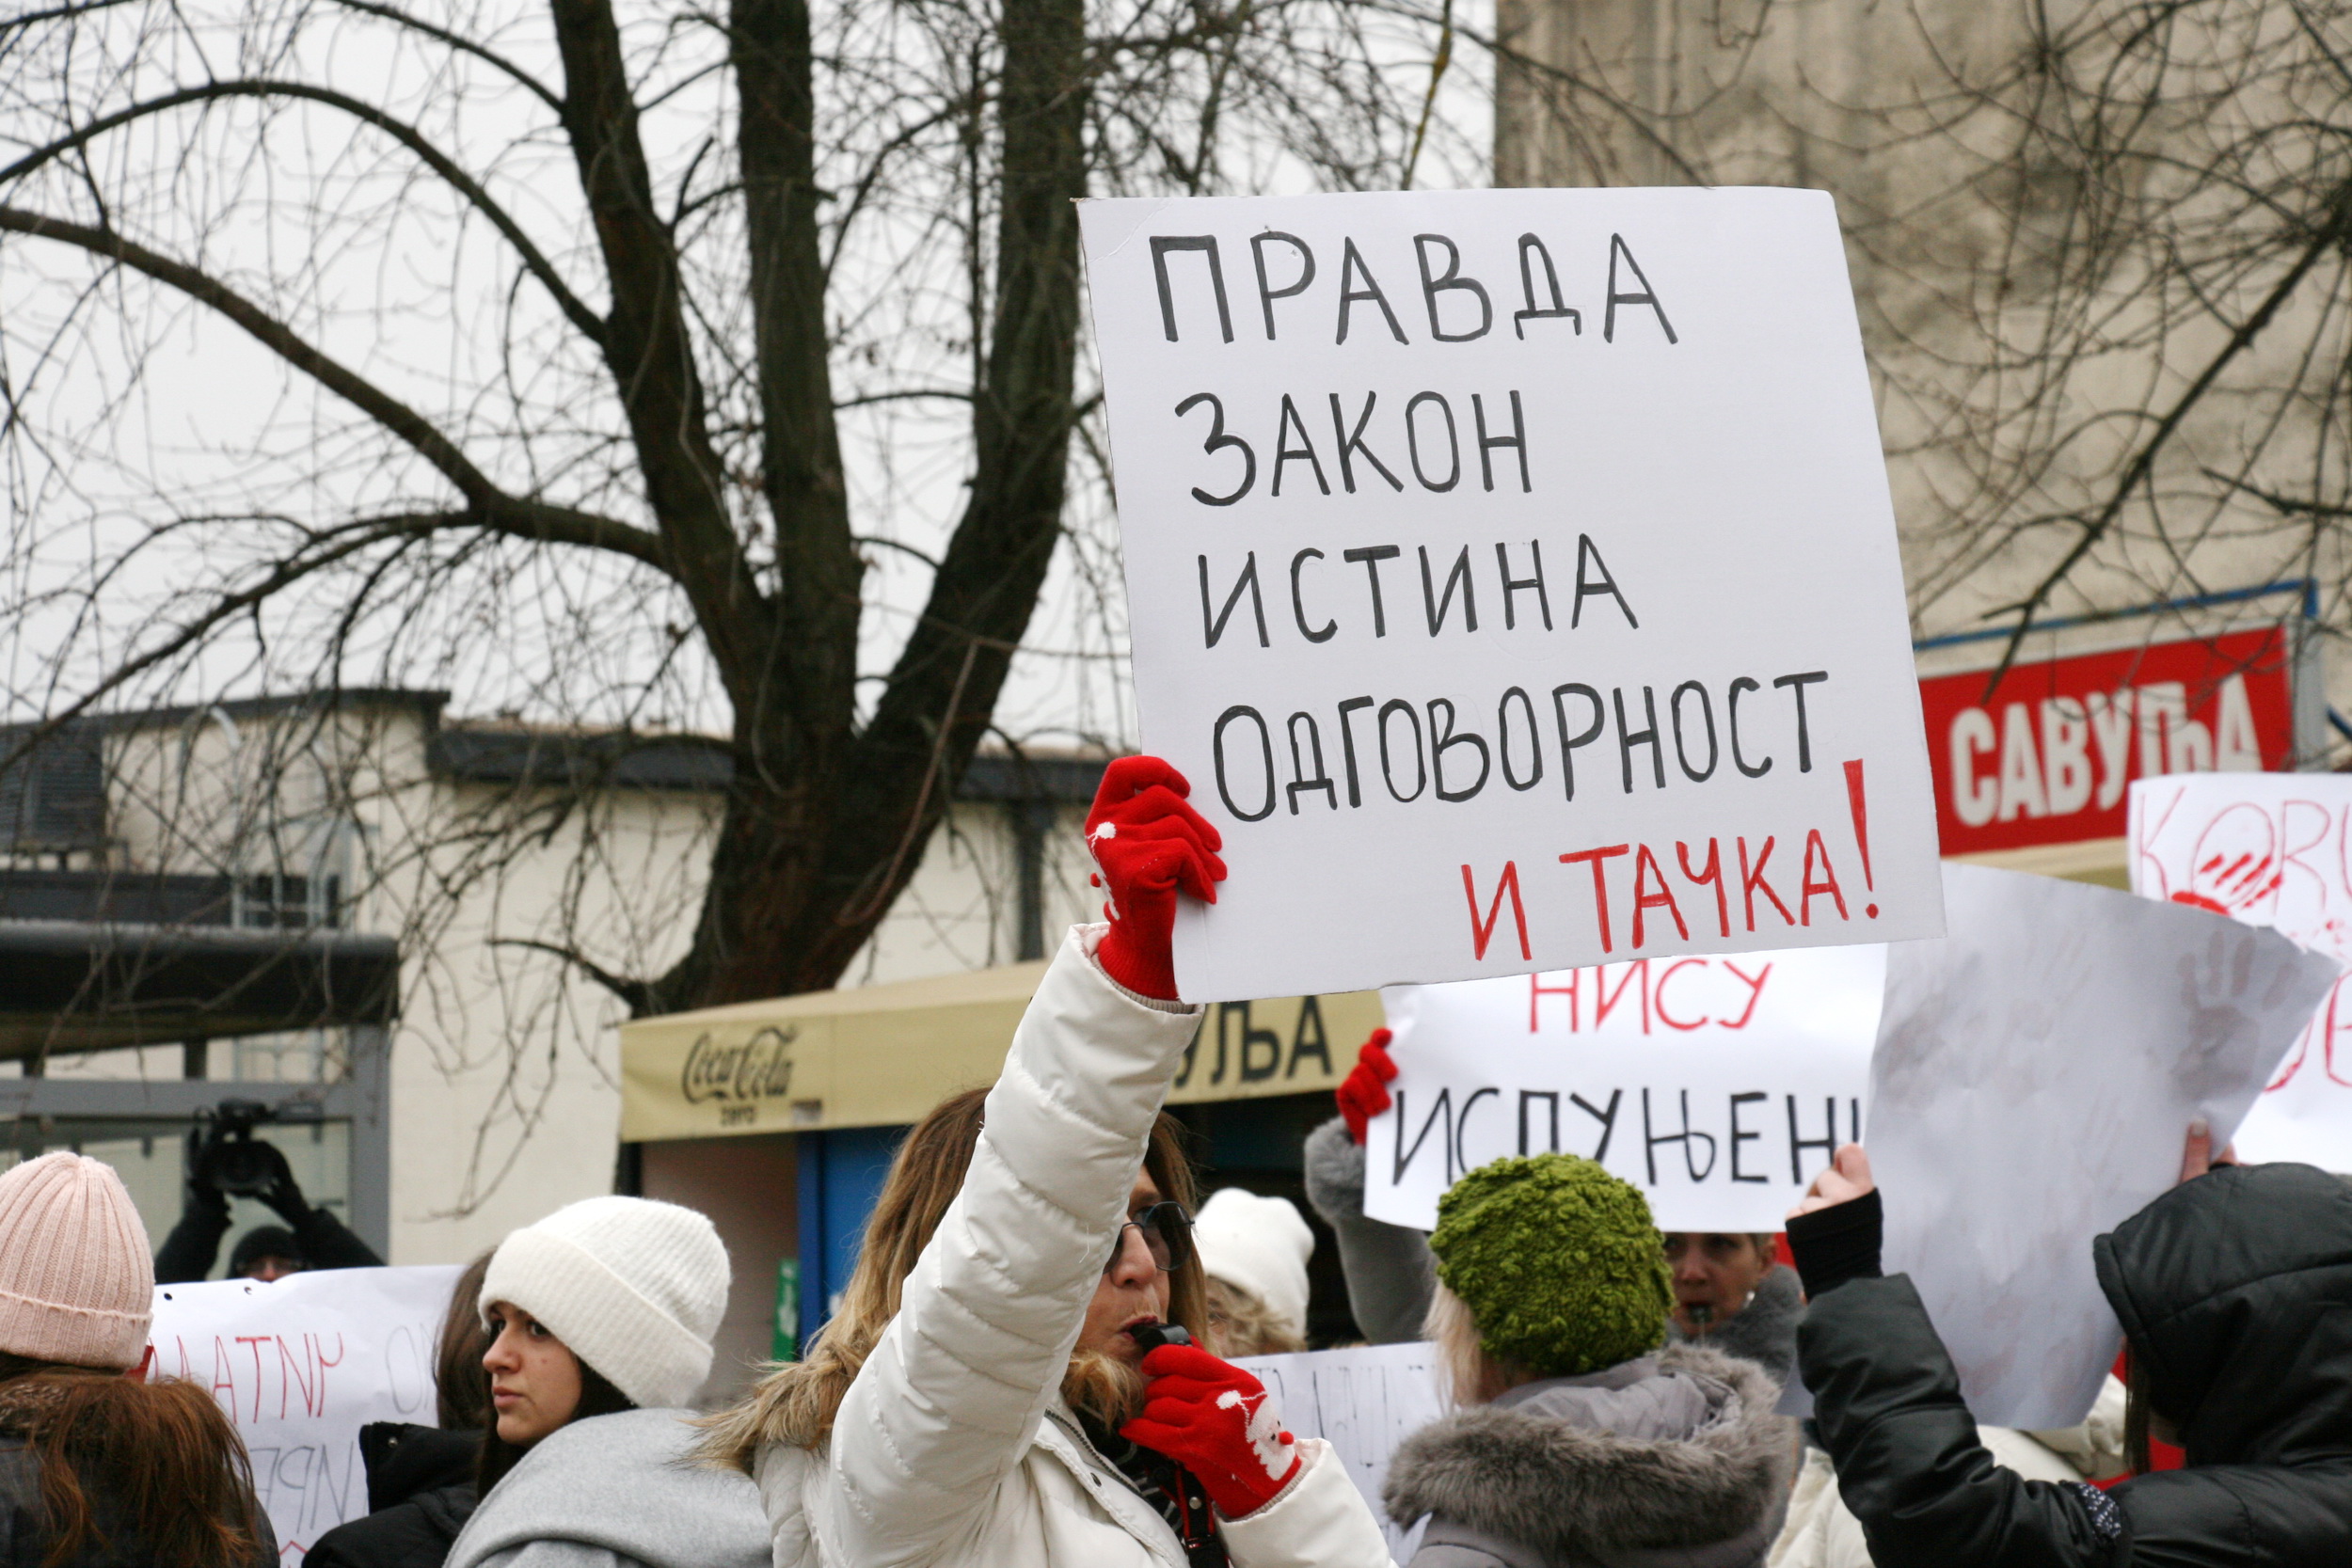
[548, 0, 771, 698]
[0, 207, 669, 572]
[735, 0, 863, 749]
[0, 80, 607, 348]
[1984, 194, 2352, 685]
[487, 939, 655, 1014]
[321, 0, 566, 114]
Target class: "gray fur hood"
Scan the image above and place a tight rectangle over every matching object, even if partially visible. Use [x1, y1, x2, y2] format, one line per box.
[1384, 1343, 1795, 1568]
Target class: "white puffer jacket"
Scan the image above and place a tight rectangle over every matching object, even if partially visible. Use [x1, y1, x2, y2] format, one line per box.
[752, 925, 1395, 1568]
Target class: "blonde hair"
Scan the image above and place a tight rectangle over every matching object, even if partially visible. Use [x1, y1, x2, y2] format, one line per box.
[1205, 1276, 1305, 1358]
[702, 1086, 1206, 1466]
[1426, 1282, 1534, 1407]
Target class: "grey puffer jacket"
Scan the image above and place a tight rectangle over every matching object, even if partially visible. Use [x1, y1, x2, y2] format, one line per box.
[1385, 1344, 1795, 1568]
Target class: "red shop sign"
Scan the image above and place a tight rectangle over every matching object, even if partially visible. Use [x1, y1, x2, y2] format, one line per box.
[1919, 627, 2294, 855]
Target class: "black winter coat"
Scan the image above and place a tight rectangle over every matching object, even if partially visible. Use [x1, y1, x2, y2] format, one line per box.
[1799, 1162, 2352, 1567]
[303, 1423, 480, 1568]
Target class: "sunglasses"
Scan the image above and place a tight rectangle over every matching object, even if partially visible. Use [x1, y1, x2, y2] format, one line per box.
[1104, 1201, 1193, 1275]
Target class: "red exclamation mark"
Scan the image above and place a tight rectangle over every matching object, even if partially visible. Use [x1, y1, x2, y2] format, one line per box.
[1844, 758, 1878, 918]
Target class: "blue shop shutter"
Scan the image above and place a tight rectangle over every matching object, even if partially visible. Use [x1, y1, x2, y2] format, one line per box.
[796, 1124, 905, 1353]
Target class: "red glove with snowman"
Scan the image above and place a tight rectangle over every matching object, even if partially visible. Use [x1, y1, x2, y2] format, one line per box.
[1120, 1342, 1302, 1519]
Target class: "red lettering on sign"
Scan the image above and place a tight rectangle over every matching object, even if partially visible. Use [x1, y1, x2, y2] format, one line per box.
[1559, 844, 1630, 953]
[1461, 861, 1532, 961]
[1630, 844, 1689, 947]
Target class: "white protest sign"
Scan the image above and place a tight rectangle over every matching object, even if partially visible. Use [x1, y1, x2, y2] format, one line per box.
[1232, 1340, 1442, 1551]
[1079, 188, 1941, 1001]
[1362, 946, 1882, 1231]
[151, 1265, 465, 1563]
[1868, 864, 2334, 1429]
[2129, 773, 2352, 1168]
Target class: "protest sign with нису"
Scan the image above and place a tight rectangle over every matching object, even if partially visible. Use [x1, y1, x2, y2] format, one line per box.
[2129, 772, 2352, 1167]
[1867, 864, 2336, 1431]
[150, 1264, 464, 1563]
[1361, 945, 1883, 1232]
[1078, 187, 1942, 1001]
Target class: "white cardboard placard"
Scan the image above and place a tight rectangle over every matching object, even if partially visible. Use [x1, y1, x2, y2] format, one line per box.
[1232, 1340, 1442, 1552]
[150, 1265, 465, 1563]
[1080, 187, 1941, 1001]
[1363, 946, 1883, 1231]
[1869, 864, 2335, 1429]
[2128, 773, 2352, 1168]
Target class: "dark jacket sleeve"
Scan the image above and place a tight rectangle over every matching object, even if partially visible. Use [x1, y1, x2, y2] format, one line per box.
[289, 1204, 384, 1271]
[1799, 1274, 2127, 1568]
[1302, 1117, 1437, 1344]
[153, 1190, 231, 1284]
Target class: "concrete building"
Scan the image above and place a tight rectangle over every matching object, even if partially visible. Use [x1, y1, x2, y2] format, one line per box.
[0, 689, 1105, 1267]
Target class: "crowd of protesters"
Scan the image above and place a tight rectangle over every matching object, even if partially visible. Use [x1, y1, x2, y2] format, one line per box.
[0, 754, 2344, 1565]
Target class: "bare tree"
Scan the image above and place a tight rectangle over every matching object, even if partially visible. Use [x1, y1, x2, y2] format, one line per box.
[1873, 0, 2352, 677]
[0, 0, 1478, 1024]
[1484, 0, 2352, 694]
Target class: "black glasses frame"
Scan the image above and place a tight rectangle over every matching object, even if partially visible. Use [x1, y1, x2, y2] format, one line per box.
[1104, 1200, 1193, 1275]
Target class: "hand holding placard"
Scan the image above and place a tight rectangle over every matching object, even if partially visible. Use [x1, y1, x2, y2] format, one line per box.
[1086, 756, 1227, 1000]
[1335, 1028, 1398, 1144]
[1789, 1143, 1874, 1219]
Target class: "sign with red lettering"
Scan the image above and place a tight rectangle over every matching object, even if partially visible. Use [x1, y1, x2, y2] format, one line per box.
[1360, 944, 1883, 1231]
[2129, 774, 2352, 1167]
[1919, 628, 2291, 856]
[150, 1265, 464, 1563]
[1870, 863, 2337, 1429]
[1081, 188, 1941, 1001]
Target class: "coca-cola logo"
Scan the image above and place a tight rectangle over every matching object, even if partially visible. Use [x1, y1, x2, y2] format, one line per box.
[680, 1026, 797, 1105]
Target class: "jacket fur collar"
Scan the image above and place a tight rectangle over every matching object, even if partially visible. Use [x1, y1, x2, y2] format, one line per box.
[1382, 1342, 1793, 1563]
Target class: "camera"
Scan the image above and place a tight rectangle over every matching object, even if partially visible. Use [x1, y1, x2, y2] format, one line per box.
[194, 1100, 289, 1197]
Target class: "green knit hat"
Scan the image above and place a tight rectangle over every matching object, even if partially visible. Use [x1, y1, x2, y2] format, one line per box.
[1428, 1153, 1671, 1378]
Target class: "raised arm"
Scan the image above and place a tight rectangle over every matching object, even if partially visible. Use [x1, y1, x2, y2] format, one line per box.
[1789, 1147, 2126, 1568]
[1301, 1028, 1437, 1344]
[819, 759, 1220, 1566]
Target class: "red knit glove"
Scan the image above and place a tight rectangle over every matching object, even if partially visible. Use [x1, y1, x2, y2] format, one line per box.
[1086, 756, 1225, 1001]
[1335, 1028, 1398, 1145]
[1120, 1343, 1301, 1520]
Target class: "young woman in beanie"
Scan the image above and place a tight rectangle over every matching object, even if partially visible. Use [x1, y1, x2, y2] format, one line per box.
[1380, 1153, 1796, 1568]
[441, 1196, 768, 1568]
[0, 1150, 273, 1567]
[704, 759, 1391, 1568]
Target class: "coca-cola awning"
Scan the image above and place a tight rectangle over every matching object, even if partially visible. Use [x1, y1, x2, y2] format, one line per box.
[619, 958, 1380, 1142]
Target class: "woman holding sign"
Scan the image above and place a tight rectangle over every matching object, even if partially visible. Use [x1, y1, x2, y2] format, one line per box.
[703, 758, 1392, 1568]
[1788, 1140, 2352, 1567]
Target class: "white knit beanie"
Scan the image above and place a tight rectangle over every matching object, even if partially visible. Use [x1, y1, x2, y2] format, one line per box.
[1193, 1188, 1313, 1345]
[0, 1152, 153, 1370]
[481, 1196, 729, 1410]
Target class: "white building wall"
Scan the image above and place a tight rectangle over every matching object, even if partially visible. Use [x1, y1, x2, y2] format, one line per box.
[75, 695, 1095, 1262]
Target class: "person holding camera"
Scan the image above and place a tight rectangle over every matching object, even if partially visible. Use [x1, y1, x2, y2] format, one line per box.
[154, 1109, 383, 1284]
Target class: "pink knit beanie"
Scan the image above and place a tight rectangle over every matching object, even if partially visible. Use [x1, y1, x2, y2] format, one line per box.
[0, 1153, 154, 1370]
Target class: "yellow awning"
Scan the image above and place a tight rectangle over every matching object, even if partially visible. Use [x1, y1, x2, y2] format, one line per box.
[620, 962, 1381, 1142]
